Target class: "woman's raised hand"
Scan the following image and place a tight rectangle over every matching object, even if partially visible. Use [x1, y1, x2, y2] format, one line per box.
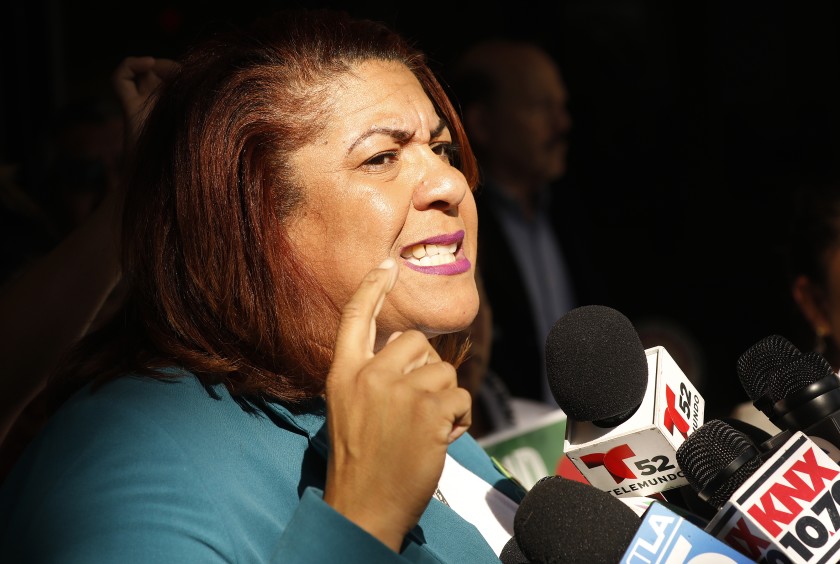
[324, 257, 472, 552]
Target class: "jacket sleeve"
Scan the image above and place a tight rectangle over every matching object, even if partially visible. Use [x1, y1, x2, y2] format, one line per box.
[272, 487, 411, 563]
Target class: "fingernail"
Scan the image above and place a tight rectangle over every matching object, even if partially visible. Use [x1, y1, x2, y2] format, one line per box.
[378, 257, 397, 291]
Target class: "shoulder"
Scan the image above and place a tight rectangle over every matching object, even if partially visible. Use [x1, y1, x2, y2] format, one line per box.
[29, 370, 314, 477]
[0, 370, 316, 561]
[44, 372, 262, 450]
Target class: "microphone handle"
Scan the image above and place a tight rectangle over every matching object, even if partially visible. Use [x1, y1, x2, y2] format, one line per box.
[760, 413, 840, 465]
[801, 413, 840, 464]
[759, 429, 793, 454]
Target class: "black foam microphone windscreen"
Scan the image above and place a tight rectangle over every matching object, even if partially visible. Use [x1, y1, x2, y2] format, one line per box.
[514, 475, 639, 564]
[675, 419, 765, 509]
[499, 536, 529, 564]
[544, 305, 648, 424]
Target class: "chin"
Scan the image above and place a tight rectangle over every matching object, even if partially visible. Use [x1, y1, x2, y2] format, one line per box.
[391, 292, 479, 336]
[434, 314, 480, 336]
[415, 310, 476, 336]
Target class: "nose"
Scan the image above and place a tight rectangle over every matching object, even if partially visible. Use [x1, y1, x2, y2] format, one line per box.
[411, 151, 468, 214]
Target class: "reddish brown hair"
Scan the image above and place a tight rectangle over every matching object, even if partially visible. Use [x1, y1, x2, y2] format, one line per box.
[57, 9, 478, 407]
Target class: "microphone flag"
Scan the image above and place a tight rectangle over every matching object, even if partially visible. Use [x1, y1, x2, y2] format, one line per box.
[621, 501, 754, 563]
[564, 346, 705, 498]
[705, 431, 840, 563]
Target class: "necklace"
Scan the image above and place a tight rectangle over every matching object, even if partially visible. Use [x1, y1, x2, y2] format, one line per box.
[433, 487, 449, 506]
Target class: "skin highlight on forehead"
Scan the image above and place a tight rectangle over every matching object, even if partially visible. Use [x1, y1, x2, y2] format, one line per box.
[333, 62, 439, 140]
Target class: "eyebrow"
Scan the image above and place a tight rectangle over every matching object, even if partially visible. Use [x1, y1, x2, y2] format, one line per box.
[345, 119, 448, 155]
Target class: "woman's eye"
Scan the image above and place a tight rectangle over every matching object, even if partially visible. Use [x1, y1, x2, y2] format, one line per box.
[432, 142, 460, 165]
[363, 151, 399, 168]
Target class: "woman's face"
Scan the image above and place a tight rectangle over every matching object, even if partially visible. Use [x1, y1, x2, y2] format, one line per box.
[286, 60, 479, 349]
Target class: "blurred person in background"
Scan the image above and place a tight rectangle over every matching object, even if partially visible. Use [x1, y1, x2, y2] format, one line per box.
[0, 56, 178, 473]
[788, 183, 840, 372]
[447, 39, 608, 406]
[729, 182, 840, 434]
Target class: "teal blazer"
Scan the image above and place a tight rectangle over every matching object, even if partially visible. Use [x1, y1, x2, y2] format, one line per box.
[0, 372, 525, 562]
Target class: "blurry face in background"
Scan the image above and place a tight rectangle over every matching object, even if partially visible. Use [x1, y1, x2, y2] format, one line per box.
[287, 60, 479, 350]
[477, 46, 572, 188]
[820, 248, 840, 362]
[814, 247, 840, 364]
[792, 245, 840, 370]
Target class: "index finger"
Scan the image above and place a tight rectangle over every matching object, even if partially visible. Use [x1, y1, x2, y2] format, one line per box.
[332, 257, 398, 367]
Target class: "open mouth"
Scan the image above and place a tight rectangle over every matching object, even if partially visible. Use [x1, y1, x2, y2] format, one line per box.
[399, 241, 459, 267]
[398, 230, 469, 275]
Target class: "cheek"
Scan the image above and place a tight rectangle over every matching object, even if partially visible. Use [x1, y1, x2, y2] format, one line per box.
[350, 193, 406, 251]
[367, 190, 403, 218]
[285, 210, 347, 295]
[286, 208, 328, 255]
[320, 195, 407, 293]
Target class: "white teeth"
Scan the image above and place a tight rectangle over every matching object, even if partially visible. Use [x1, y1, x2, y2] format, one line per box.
[438, 243, 457, 255]
[418, 254, 456, 266]
[400, 242, 458, 266]
[401, 242, 457, 259]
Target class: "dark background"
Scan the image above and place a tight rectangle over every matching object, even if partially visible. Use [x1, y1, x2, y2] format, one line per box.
[3, 0, 840, 418]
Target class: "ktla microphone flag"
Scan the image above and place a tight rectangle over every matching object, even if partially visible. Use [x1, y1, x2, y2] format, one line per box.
[621, 501, 753, 563]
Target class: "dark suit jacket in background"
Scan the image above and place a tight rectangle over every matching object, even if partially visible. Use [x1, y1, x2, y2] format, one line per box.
[475, 176, 610, 402]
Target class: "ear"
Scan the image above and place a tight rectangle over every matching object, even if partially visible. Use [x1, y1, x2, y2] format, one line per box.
[792, 275, 831, 337]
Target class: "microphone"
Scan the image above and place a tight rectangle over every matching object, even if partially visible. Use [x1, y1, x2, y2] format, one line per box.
[737, 333, 840, 463]
[676, 419, 768, 510]
[512, 474, 753, 563]
[763, 351, 840, 463]
[513, 475, 640, 563]
[673, 417, 774, 521]
[546, 305, 648, 426]
[548, 305, 705, 498]
[499, 536, 528, 564]
[737, 334, 802, 418]
[677, 419, 840, 562]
